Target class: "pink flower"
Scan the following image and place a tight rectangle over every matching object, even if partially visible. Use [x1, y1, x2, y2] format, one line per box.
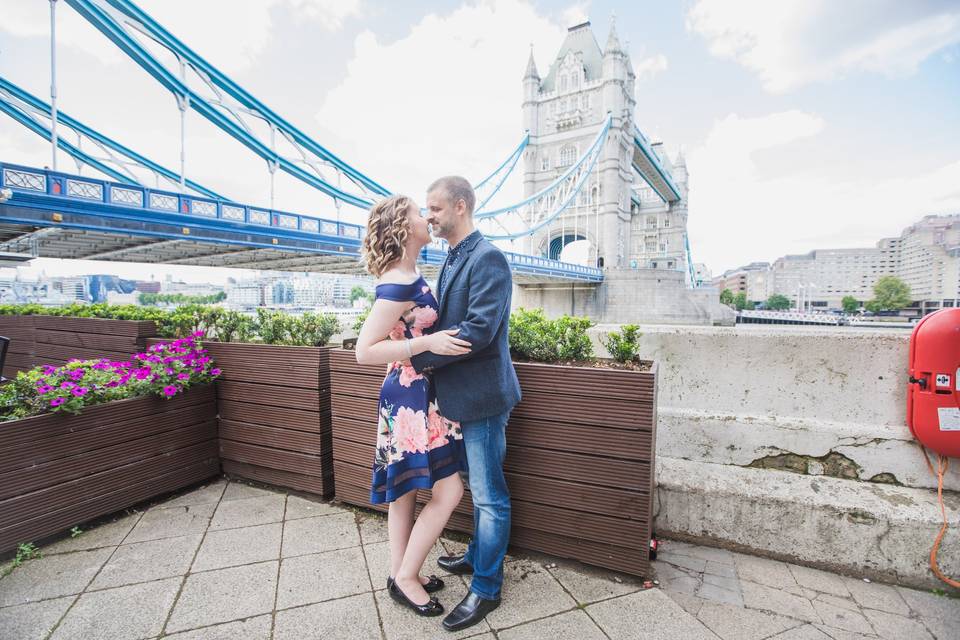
[50, 397, 66, 407]
[210, 368, 222, 376]
[71, 387, 89, 397]
[398, 365, 423, 388]
[37, 385, 53, 394]
[162, 385, 178, 397]
[177, 373, 190, 380]
[392, 407, 428, 454]
[60, 381, 75, 390]
[408, 306, 438, 331]
[427, 409, 449, 450]
[388, 321, 406, 341]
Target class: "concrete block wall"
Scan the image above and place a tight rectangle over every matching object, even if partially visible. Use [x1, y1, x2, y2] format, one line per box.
[588, 324, 960, 589]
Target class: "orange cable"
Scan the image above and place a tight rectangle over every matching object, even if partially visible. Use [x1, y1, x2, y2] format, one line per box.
[929, 454, 960, 589]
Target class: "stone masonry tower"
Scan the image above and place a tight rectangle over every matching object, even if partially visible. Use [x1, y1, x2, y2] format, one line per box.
[517, 19, 731, 325]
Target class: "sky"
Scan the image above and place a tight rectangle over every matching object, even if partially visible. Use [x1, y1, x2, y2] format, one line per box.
[0, 0, 958, 281]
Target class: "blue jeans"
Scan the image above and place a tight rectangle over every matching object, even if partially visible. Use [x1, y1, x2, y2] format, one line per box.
[460, 409, 511, 600]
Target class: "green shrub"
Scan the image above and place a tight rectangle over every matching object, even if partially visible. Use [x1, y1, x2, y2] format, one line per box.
[292, 312, 341, 347]
[600, 325, 642, 363]
[509, 308, 594, 363]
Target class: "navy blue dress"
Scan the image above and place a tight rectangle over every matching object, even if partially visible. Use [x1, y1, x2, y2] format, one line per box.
[370, 276, 467, 504]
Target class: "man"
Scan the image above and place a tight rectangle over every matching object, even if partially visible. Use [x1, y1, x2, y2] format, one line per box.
[411, 175, 521, 631]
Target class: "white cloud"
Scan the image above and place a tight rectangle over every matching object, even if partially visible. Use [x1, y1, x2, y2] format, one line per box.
[0, 1, 363, 74]
[687, 111, 960, 273]
[313, 0, 571, 204]
[686, 0, 960, 92]
[634, 53, 668, 82]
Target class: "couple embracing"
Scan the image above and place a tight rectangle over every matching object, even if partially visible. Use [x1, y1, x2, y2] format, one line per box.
[355, 176, 520, 631]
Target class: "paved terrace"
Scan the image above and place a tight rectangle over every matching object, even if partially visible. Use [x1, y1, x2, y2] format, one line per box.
[1, 477, 957, 640]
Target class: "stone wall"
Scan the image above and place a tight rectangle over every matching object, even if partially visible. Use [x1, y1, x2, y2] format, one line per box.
[588, 324, 959, 589]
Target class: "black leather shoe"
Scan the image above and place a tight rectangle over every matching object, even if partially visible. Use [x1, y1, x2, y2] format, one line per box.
[388, 579, 444, 617]
[387, 575, 445, 593]
[442, 591, 501, 631]
[437, 554, 474, 575]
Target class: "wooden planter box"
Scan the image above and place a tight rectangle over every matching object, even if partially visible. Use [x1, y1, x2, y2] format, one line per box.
[329, 348, 658, 577]
[149, 340, 335, 497]
[0, 384, 218, 554]
[0, 315, 157, 378]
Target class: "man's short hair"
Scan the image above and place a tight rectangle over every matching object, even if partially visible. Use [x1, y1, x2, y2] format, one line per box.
[428, 176, 475, 215]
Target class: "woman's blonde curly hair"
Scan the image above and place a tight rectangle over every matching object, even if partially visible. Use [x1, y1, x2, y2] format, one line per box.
[362, 194, 413, 277]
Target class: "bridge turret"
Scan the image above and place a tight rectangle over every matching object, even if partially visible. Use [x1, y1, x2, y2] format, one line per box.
[522, 46, 540, 135]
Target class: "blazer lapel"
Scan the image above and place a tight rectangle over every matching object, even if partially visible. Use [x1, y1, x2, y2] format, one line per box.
[439, 233, 482, 314]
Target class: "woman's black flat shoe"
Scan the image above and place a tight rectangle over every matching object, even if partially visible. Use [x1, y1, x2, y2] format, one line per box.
[388, 579, 444, 617]
[387, 576, 445, 593]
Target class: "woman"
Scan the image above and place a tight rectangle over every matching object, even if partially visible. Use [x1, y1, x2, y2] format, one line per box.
[356, 194, 471, 617]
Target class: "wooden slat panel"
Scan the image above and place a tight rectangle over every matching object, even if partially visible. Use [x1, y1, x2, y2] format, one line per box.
[34, 329, 142, 353]
[33, 345, 136, 365]
[222, 460, 331, 497]
[219, 400, 322, 433]
[217, 380, 320, 407]
[219, 419, 325, 455]
[220, 439, 332, 478]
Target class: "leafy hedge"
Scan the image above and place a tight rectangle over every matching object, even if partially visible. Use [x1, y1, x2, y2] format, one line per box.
[0, 303, 340, 347]
[508, 308, 594, 363]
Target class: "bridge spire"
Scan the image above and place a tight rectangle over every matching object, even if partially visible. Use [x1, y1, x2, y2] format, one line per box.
[524, 44, 539, 80]
[605, 13, 622, 54]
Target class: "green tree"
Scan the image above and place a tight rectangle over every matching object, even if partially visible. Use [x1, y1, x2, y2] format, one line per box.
[841, 296, 859, 314]
[349, 286, 370, 304]
[733, 292, 749, 311]
[765, 294, 791, 311]
[719, 288, 734, 306]
[868, 276, 911, 311]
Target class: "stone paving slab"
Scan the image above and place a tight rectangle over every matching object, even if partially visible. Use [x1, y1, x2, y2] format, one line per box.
[1, 478, 958, 639]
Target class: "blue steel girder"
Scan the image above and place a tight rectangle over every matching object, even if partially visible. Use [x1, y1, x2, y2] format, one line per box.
[632, 127, 681, 203]
[0, 163, 602, 283]
[0, 76, 224, 200]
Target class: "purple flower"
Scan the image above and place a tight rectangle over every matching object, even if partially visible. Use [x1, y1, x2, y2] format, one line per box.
[60, 381, 75, 390]
[177, 373, 190, 381]
[191, 330, 204, 338]
[50, 397, 66, 407]
[165, 368, 175, 375]
[135, 369, 151, 380]
[38, 385, 54, 394]
[210, 368, 222, 376]
[42, 366, 56, 375]
[162, 385, 178, 397]
[71, 387, 89, 397]
[106, 380, 120, 388]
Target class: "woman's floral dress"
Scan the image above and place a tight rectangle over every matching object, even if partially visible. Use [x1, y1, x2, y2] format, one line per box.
[370, 276, 466, 504]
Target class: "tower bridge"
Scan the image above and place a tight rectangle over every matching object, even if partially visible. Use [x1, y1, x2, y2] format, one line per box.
[0, 2, 728, 323]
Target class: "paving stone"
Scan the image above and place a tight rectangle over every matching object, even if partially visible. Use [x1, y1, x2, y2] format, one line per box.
[126, 503, 215, 544]
[357, 512, 390, 544]
[209, 494, 286, 530]
[789, 565, 851, 598]
[51, 577, 180, 640]
[588, 588, 718, 639]
[660, 574, 702, 597]
[364, 540, 449, 588]
[497, 609, 607, 640]
[704, 561, 737, 578]
[376, 575, 489, 640]
[43, 513, 140, 555]
[741, 580, 822, 623]
[440, 537, 469, 557]
[546, 561, 641, 604]
[895, 586, 960, 622]
[163, 614, 272, 639]
[0, 595, 74, 640]
[696, 580, 744, 607]
[814, 593, 860, 612]
[0, 547, 112, 607]
[663, 541, 736, 566]
[812, 626, 880, 640]
[277, 546, 370, 609]
[811, 598, 875, 635]
[769, 625, 834, 639]
[702, 573, 741, 592]
[653, 560, 696, 582]
[665, 590, 708, 615]
[157, 479, 228, 509]
[221, 481, 277, 502]
[697, 601, 801, 640]
[861, 608, 935, 640]
[165, 561, 278, 634]
[482, 558, 576, 630]
[89, 534, 202, 590]
[192, 523, 282, 572]
[285, 494, 347, 521]
[842, 578, 909, 616]
[282, 512, 360, 558]
[274, 592, 380, 639]
[735, 555, 800, 591]
[659, 551, 708, 573]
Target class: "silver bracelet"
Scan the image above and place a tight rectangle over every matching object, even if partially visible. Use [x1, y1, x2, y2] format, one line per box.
[404, 338, 412, 359]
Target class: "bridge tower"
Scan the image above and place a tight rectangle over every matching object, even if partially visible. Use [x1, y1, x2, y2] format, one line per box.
[517, 20, 730, 325]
